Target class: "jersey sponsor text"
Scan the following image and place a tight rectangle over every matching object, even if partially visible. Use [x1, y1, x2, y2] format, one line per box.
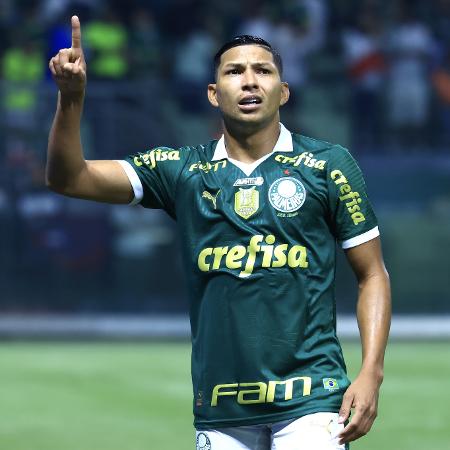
[330, 169, 366, 225]
[189, 160, 227, 173]
[275, 152, 326, 170]
[197, 234, 309, 278]
[211, 376, 312, 406]
[133, 148, 180, 169]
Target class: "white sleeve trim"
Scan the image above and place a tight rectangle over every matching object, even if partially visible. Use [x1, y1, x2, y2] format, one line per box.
[341, 226, 380, 249]
[115, 160, 143, 205]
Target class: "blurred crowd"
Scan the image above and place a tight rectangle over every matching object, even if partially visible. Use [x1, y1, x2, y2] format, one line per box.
[1, 0, 450, 312]
[2, 0, 450, 154]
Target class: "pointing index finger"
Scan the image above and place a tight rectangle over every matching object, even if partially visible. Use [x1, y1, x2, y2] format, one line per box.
[71, 15, 82, 49]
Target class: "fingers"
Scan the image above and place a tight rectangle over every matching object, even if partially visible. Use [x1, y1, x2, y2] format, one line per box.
[50, 49, 85, 76]
[49, 57, 60, 77]
[63, 61, 84, 77]
[58, 49, 71, 70]
[48, 18, 86, 93]
[71, 15, 82, 49]
[338, 404, 377, 444]
[338, 391, 353, 424]
[49, 55, 86, 94]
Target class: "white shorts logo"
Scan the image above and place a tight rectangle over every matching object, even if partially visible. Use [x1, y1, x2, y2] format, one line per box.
[268, 177, 306, 213]
[196, 432, 211, 450]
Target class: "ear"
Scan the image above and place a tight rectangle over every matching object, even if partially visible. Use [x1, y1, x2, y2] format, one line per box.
[280, 82, 290, 106]
[208, 83, 219, 108]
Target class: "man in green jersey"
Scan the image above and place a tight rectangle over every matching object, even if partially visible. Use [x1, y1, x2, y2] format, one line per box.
[47, 16, 391, 450]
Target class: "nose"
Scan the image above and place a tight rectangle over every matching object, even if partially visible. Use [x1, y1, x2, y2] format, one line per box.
[242, 68, 258, 90]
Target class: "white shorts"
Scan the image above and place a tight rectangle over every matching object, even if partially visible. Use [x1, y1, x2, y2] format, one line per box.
[196, 412, 347, 450]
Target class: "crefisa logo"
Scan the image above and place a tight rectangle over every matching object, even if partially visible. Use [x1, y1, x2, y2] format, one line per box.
[268, 177, 306, 213]
[196, 432, 211, 450]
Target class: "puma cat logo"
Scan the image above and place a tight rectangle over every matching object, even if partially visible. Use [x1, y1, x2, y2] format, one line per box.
[202, 190, 221, 209]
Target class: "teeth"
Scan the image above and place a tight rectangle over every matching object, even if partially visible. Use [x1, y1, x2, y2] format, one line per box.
[241, 98, 260, 105]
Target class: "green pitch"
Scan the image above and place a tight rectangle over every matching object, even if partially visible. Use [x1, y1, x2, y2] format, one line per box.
[0, 341, 448, 450]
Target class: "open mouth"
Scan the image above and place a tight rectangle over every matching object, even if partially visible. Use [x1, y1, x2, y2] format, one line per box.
[239, 96, 262, 106]
[238, 96, 262, 111]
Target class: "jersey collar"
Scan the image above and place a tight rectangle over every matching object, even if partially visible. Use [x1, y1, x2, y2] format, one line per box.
[211, 123, 293, 161]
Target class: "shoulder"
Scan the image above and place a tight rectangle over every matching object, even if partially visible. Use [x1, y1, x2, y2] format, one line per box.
[130, 141, 217, 169]
[292, 133, 351, 157]
[177, 140, 220, 162]
[291, 132, 335, 153]
[291, 133, 358, 166]
[276, 132, 352, 173]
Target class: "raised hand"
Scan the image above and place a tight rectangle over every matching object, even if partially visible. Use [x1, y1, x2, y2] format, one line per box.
[49, 16, 87, 96]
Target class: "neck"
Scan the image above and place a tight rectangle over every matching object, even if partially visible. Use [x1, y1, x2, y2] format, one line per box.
[222, 116, 281, 163]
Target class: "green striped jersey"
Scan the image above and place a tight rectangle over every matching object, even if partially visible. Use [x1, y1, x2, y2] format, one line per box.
[119, 124, 379, 429]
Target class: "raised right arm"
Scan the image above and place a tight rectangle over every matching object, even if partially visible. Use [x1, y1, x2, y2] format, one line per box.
[46, 15, 133, 204]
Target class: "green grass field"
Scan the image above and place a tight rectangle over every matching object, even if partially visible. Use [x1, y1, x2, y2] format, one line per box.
[0, 341, 449, 450]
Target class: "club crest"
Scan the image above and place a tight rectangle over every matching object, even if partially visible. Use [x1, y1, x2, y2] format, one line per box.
[196, 432, 211, 450]
[268, 177, 306, 213]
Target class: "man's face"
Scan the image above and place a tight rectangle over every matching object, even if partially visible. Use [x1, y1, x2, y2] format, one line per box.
[208, 45, 289, 127]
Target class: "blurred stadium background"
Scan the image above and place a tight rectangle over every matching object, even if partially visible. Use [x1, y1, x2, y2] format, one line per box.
[0, 0, 449, 449]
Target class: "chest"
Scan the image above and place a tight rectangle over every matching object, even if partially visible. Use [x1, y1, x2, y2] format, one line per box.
[177, 156, 330, 239]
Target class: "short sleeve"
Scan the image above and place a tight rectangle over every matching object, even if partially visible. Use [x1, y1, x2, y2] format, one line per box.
[121, 147, 186, 217]
[326, 146, 379, 249]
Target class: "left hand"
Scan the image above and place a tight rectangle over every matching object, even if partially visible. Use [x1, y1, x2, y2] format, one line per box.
[337, 370, 382, 444]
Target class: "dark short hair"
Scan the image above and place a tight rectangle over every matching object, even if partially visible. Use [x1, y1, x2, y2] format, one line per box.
[213, 35, 283, 80]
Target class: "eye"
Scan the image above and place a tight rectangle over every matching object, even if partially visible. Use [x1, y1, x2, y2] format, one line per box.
[257, 68, 271, 74]
[226, 68, 240, 75]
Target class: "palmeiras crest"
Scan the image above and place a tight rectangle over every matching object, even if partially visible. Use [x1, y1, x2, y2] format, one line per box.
[196, 432, 211, 450]
[234, 186, 259, 219]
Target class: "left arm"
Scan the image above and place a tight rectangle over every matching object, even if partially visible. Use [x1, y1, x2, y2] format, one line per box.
[337, 236, 391, 445]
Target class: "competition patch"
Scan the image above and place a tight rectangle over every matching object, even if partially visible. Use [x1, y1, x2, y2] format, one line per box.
[268, 177, 306, 213]
[196, 432, 211, 450]
[235, 187, 259, 219]
[233, 176, 264, 187]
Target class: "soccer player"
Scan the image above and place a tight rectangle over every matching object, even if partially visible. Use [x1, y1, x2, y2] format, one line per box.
[47, 16, 391, 450]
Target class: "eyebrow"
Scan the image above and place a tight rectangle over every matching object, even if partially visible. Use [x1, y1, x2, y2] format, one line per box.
[221, 61, 275, 70]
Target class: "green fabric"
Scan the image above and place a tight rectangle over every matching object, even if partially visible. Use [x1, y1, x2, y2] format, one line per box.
[124, 132, 378, 428]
